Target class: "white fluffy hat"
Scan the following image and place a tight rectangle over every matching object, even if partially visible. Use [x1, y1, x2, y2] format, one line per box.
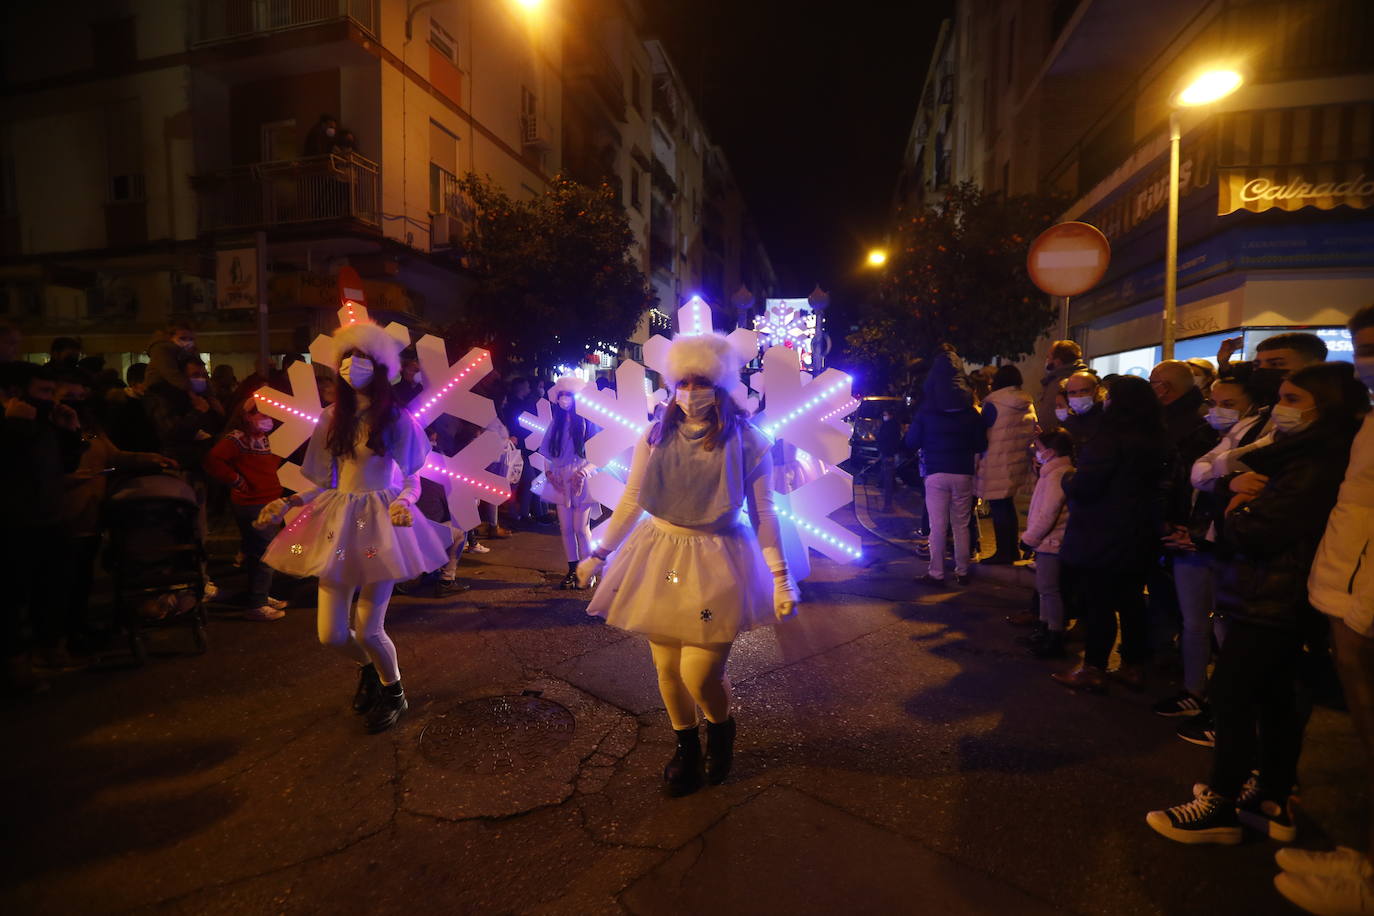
[548, 375, 587, 399]
[664, 332, 741, 389]
[333, 321, 405, 381]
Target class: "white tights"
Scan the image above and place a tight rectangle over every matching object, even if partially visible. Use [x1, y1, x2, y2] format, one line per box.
[317, 579, 400, 685]
[557, 504, 592, 563]
[648, 639, 733, 730]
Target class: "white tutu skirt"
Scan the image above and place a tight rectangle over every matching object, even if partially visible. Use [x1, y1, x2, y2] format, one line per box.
[262, 488, 452, 587]
[587, 516, 775, 644]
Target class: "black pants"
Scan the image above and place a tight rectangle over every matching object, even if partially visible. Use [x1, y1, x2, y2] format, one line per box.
[1208, 618, 1306, 801]
[62, 534, 102, 648]
[988, 497, 1018, 558]
[1068, 564, 1148, 670]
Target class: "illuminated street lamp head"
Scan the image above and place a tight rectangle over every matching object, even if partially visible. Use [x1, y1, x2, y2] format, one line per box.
[866, 249, 888, 268]
[514, 0, 544, 8]
[1175, 69, 1243, 107]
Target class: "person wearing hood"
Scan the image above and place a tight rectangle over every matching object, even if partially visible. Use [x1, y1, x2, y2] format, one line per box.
[906, 345, 987, 586]
[1037, 340, 1090, 433]
[577, 333, 799, 797]
[976, 365, 1037, 564]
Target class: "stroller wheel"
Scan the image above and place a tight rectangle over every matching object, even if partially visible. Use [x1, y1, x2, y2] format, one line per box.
[192, 624, 208, 654]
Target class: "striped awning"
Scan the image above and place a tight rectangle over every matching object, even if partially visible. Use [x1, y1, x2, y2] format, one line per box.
[1217, 102, 1374, 215]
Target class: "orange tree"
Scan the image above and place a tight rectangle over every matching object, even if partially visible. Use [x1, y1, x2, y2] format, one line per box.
[450, 174, 655, 373]
[847, 182, 1063, 390]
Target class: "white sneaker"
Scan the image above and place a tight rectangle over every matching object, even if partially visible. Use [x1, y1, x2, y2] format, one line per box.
[266, 596, 288, 611]
[1275, 868, 1374, 916]
[468, 542, 491, 554]
[1278, 847, 1372, 880]
[244, 605, 285, 621]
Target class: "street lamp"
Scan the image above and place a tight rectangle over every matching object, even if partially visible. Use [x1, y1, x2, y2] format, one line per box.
[1162, 68, 1243, 359]
[866, 249, 888, 268]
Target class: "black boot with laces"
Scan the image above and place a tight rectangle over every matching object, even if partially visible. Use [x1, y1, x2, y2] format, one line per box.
[705, 717, 737, 785]
[664, 725, 703, 797]
[352, 663, 381, 714]
[365, 680, 408, 733]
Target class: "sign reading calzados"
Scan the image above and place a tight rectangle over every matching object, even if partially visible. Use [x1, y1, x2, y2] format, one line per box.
[1220, 162, 1374, 215]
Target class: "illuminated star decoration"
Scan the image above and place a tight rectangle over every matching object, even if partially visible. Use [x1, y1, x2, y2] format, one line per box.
[753, 298, 820, 370]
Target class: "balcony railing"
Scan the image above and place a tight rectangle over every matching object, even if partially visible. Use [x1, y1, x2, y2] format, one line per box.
[195, 153, 380, 233]
[194, 0, 378, 45]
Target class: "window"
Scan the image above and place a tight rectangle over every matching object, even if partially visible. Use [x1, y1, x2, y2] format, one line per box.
[520, 85, 538, 142]
[260, 119, 298, 161]
[429, 18, 457, 65]
[429, 120, 459, 215]
[630, 167, 642, 211]
[631, 69, 643, 115]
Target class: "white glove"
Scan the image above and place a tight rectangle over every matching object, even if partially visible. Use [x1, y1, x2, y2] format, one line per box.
[577, 556, 605, 588]
[255, 498, 290, 530]
[773, 569, 800, 620]
[389, 498, 414, 527]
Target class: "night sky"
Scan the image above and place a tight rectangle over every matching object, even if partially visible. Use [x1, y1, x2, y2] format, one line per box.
[649, 0, 953, 308]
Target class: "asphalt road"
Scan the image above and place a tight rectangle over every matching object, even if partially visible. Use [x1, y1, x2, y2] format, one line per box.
[3, 515, 1366, 915]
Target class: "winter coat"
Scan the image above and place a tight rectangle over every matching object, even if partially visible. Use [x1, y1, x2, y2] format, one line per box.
[1036, 360, 1089, 433]
[1059, 418, 1168, 570]
[1308, 412, 1374, 635]
[975, 387, 1037, 499]
[1062, 404, 1104, 448]
[876, 418, 903, 458]
[905, 409, 987, 476]
[1161, 388, 1219, 526]
[1217, 422, 1358, 631]
[1022, 455, 1072, 554]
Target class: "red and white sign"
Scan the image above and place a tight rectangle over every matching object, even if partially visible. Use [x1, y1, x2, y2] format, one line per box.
[1027, 222, 1111, 297]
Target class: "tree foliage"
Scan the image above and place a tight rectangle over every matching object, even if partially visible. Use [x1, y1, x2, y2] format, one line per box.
[451, 174, 655, 372]
[847, 182, 1064, 389]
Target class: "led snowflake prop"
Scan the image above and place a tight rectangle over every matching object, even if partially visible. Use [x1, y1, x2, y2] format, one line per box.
[753, 345, 859, 467]
[423, 430, 511, 531]
[777, 469, 862, 561]
[753, 298, 819, 370]
[574, 360, 652, 467]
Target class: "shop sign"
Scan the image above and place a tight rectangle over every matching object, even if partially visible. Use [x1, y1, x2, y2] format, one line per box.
[216, 248, 256, 310]
[1081, 130, 1214, 242]
[1219, 162, 1374, 215]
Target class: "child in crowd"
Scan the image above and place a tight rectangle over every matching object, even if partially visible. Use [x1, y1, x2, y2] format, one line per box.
[1022, 429, 1074, 658]
[204, 398, 288, 621]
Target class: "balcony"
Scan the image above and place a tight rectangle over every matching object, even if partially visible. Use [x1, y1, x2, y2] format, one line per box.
[195, 153, 380, 234]
[565, 35, 626, 122]
[193, 0, 378, 46]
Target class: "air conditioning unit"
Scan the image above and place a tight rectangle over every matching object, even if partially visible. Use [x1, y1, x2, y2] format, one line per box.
[432, 212, 458, 247]
[521, 114, 549, 148]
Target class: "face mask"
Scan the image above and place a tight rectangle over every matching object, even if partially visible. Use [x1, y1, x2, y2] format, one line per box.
[189, 377, 208, 393]
[676, 387, 716, 418]
[1034, 450, 1051, 465]
[1356, 356, 1374, 391]
[253, 415, 274, 432]
[1054, 407, 1070, 422]
[557, 394, 574, 411]
[1068, 396, 1094, 414]
[1205, 406, 1242, 430]
[339, 356, 373, 390]
[1271, 404, 1314, 434]
[325, 127, 336, 138]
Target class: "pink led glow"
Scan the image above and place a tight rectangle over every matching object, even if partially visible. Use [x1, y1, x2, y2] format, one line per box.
[423, 461, 507, 497]
[255, 390, 320, 424]
[411, 354, 491, 420]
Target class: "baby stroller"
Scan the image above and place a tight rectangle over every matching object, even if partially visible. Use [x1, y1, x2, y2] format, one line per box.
[104, 472, 209, 663]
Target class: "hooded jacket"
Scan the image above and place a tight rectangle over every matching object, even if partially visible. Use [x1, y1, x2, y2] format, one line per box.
[904, 350, 986, 476]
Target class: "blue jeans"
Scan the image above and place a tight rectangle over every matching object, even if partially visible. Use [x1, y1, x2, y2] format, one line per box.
[1173, 551, 1215, 697]
[233, 503, 275, 608]
[1035, 552, 1064, 631]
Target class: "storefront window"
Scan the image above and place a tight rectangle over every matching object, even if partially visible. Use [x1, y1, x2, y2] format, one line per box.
[1242, 327, 1352, 364]
[1090, 326, 1354, 378]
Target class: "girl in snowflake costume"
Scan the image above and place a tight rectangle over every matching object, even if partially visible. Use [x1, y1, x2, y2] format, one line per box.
[578, 333, 800, 796]
[541, 377, 598, 589]
[257, 322, 450, 733]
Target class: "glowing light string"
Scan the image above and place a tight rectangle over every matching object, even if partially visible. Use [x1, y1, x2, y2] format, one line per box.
[422, 460, 509, 498]
[761, 377, 852, 437]
[410, 352, 492, 425]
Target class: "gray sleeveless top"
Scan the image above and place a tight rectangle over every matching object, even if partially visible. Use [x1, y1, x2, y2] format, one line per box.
[640, 421, 770, 527]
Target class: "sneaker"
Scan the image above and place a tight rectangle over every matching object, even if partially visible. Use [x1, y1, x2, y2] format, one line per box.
[1277, 847, 1371, 879]
[435, 578, 471, 597]
[1194, 770, 1260, 807]
[913, 543, 931, 559]
[266, 596, 289, 611]
[915, 573, 946, 587]
[1275, 869, 1374, 916]
[243, 605, 286, 621]
[1238, 795, 1298, 843]
[468, 542, 491, 554]
[1146, 787, 1243, 845]
[1153, 691, 1206, 717]
[393, 574, 432, 596]
[1177, 714, 1216, 748]
[954, 572, 971, 586]
[1051, 664, 1108, 693]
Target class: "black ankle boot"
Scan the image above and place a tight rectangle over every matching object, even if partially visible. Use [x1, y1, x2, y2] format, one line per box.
[663, 725, 703, 797]
[558, 561, 579, 590]
[352, 663, 381, 714]
[705, 717, 736, 785]
[365, 680, 408, 733]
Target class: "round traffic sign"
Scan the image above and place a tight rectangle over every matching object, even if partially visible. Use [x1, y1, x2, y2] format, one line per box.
[1027, 221, 1111, 297]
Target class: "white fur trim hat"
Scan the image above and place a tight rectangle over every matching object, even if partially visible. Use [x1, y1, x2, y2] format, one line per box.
[333, 321, 404, 381]
[548, 376, 587, 399]
[664, 332, 741, 389]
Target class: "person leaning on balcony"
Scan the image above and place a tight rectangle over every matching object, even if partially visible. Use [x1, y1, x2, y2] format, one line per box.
[143, 322, 201, 393]
[305, 114, 338, 157]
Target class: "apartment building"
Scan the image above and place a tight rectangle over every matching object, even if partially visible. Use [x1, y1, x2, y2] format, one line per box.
[896, 0, 1374, 374]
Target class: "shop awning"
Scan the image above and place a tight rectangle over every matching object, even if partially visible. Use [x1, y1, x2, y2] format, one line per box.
[1217, 102, 1374, 215]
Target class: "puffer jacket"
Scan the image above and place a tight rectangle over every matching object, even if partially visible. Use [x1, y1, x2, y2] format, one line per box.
[1308, 413, 1374, 635]
[1022, 455, 1072, 554]
[1217, 422, 1358, 630]
[1060, 419, 1168, 570]
[975, 386, 1037, 500]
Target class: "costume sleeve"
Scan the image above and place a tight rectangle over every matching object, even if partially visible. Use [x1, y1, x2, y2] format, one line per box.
[390, 410, 432, 476]
[746, 447, 786, 573]
[395, 473, 422, 505]
[299, 407, 336, 492]
[593, 433, 651, 555]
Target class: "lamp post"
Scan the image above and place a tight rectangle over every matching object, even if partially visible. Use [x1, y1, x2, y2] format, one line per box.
[866, 248, 888, 268]
[1163, 68, 1243, 359]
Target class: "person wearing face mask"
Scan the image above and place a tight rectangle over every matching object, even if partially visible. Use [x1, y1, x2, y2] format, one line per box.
[1061, 371, 1105, 447]
[205, 399, 287, 621]
[1148, 362, 1368, 848]
[1284, 305, 1374, 916]
[1020, 430, 1075, 659]
[577, 332, 798, 797]
[304, 113, 339, 156]
[392, 351, 423, 408]
[142, 322, 200, 393]
[257, 322, 450, 733]
[540, 378, 599, 588]
[1037, 340, 1089, 433]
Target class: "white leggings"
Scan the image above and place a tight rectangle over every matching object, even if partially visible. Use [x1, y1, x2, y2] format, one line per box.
[648, 639, 733, 730]
[557, 504, 592, 563]
[317, 579, 400, 685]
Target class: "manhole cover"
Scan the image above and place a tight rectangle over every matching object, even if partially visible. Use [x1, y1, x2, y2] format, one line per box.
[419, 694, 576, 774]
